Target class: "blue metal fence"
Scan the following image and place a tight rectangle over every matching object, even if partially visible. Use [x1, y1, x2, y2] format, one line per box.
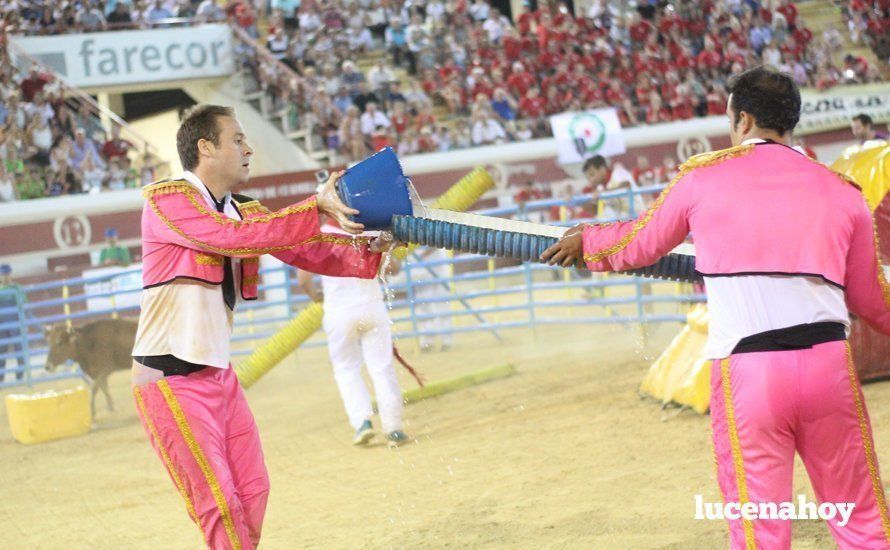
[0, 185, 705, 387]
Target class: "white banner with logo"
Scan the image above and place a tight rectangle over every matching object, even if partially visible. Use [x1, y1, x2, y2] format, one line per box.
[82, 265, 142, 312]
[549, 109, 626, 165]
[799, 85, 890, 134]
[10, 24, 234, 88]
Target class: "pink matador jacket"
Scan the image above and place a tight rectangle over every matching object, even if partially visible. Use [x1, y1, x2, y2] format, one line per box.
[140, 179, 382, 297]
[581, 141, 890, 334]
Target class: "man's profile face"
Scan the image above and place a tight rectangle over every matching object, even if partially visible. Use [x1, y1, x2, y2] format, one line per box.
[851, 119, 868, 140]
[205, 116, 253, 187]
[584, 166, 606, 186]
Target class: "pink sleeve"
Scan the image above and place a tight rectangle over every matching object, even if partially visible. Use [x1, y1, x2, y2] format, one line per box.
[273, 234, 382, 279]
[582, 170, 695, 272]
[844, 200, 890, 335]
[146, 187, 321, 258]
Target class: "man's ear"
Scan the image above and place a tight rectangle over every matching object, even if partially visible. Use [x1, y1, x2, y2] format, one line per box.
[739, 111, 756, 135]
[197, 138, 214, 159]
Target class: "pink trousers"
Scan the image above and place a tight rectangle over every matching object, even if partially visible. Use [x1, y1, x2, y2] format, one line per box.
[711, 341, 890, 549]
[134, 366, 269, 550]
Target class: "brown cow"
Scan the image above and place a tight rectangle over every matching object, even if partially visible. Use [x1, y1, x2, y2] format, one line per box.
[45, 319, 137, 416]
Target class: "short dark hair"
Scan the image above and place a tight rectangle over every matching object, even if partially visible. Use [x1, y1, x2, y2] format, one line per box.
[727, 66, 800, 135]
[583, 155, 607, 172]
[852, 113, 874, 127]
[176, 105, 234, 171]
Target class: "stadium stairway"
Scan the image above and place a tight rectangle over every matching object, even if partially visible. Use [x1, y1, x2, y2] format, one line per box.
[798, 0, 889, 79]
[7, 41, 173, 178]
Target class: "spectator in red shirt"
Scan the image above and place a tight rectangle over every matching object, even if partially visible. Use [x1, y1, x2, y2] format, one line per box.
[776, 0, 798, 30]
[628, 12, 654, 44]
[414, 103, 437, 132]
[604, 81, 624, 107]
[507, 63, 536, 98]
[389, 101, 411, 138]
[514, 180, 544, 206]
[619, 98, 640, 127]
[632, 156, 657, 186]
[696, 37, 723, 70]
[544, 86, 568, 115]
[669, 84, 696, 120]
[655, 154, 678, 183]
[19, 66, 51, 103]
[705, 85, 727, 116]
[370, 125, 393, 151]
[518, 87, 547, 119]
[645, 91, 673, 124]
[101, 125, 133, 162]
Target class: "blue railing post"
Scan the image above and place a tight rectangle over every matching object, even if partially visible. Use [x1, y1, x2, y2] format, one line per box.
[404, 262, 420, 348]
[525, 261, 536, 331]
[16, 287, 31, 386]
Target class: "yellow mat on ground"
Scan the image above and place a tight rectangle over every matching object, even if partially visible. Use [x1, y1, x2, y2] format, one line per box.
[6, 386, 92, 444]
[639, 304, 711, 414]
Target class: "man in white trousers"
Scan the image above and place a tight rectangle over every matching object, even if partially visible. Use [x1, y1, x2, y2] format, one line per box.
[298, 218, 409, 447]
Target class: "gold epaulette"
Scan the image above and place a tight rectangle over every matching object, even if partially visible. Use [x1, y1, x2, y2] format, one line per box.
[678, 143, 755, 172]
[234, 198, 271, 217]
[141, 179, 194, 198]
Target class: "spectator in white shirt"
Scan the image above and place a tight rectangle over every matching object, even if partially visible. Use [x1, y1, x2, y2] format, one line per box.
[361, 101, 392, 136]
[471, 114, 507, 146]
[27, 112, 53, 165]
[266, 28, 289, 59]
[469, 0, 491, 22]
[367, 60, 396, 96]
[299, 7, 323, 33]
[196, 0, 225, 22]
[360, 102, 391, 135]
[146, 0, 173, 24]
[348, 15, 375, 52]
[0, 162, 17, 202]
[482, 8, 510, 43]
[24, 91, 54, 123]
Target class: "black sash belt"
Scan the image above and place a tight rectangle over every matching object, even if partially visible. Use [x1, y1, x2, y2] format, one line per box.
[134, 355, 207, 377]
[731, 322, 846, 354]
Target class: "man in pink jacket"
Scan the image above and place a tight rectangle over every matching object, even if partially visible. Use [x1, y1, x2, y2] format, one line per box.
[131, 105, 392, 549]
[543, 67, 890, 549]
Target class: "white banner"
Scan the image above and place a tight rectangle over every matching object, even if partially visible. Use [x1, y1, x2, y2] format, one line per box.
[82, 265, 142, 312]
[10, 24, 234, 88]
[549, 109, 626, 165]
[799, 85, 890, 134]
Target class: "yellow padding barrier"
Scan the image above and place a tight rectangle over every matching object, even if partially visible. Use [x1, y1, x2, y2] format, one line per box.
[402, 364, 516, 404]
[639, 304, 711, 414]
[235, 168, 495, 388]
[234, 302, 323, 388]
[6, 386, 91, 444]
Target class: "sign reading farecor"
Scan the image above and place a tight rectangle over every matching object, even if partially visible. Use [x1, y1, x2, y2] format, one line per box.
[10, 24, 234, 88]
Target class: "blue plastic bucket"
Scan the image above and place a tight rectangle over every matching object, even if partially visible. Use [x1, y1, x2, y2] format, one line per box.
[337, 147, 413, 230]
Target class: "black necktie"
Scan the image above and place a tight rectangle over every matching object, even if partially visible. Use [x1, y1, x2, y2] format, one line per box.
[214, 198, 236, 311]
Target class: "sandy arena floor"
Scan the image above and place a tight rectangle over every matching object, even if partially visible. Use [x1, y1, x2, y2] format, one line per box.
[0, 321, 886, 549]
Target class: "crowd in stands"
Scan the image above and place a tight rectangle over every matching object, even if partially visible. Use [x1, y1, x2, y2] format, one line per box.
[0, 52, 163, 201]
[0, 0, 886, 200]
[0, 0, 234, 34]
[236, 0, 886, 165]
